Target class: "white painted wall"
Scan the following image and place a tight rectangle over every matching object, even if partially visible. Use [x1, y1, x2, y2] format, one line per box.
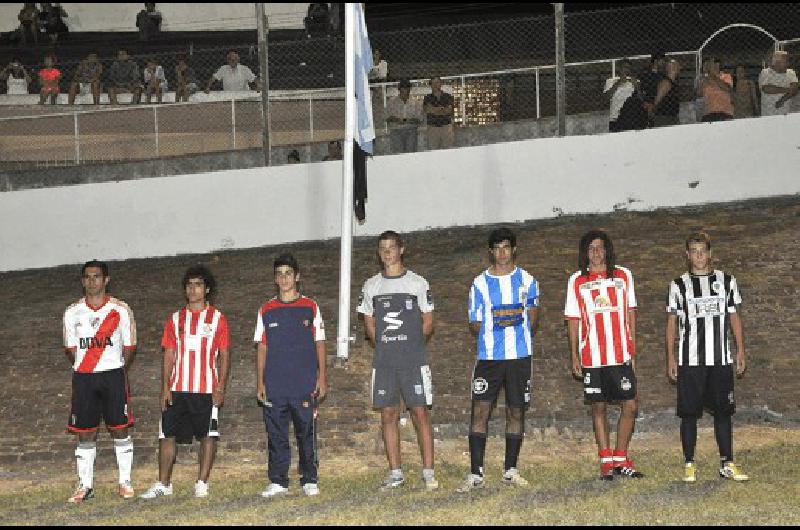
[0, 3, 308, 33]
[2, 113, 799, 272]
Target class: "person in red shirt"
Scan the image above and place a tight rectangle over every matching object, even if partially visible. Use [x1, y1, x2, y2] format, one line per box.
[565, 230, 643, 480]
[38, 53, 61, 105]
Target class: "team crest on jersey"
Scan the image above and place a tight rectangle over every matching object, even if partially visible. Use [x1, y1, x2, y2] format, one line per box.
[614, 279, 625, 290]
[203, 324, 214, 337]
[519, 288, 528, 302]
[712, 281, 723, 293]
[302, 401, 310, 408]
[91, 317, 101, 329]
[594, 295, 612, 308]
[383, 301, 391, 309]
[303, 320, 310, 327]
[473, 377, 488, 395]
[406, 299, 413, 310]
[620, 377, 632, 392]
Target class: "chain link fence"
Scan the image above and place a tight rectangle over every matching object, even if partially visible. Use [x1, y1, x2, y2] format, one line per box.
[2, 3, 800, 170]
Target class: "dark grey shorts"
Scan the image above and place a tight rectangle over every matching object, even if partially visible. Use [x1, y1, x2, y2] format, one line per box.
[372, 364, 433, 409]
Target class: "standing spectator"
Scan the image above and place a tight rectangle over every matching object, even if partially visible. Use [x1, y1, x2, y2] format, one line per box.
[39, 3, 69, 44]
[698, 57, 733, 122]
[758, 51, 798, 117]
[38, 52, 61, 105]
[1, 59, 32, 95]
[732, 65, 759, 119]
[603, 60, 641, 132]
[304, 3, 330, 38]
[287, 150, 301, 164]
[136, 3, 163, 42]
[652, 59, 681, 127]
[423, 77, 455, 150]
[204, 51, 258, 93]
[640, 52, 666, 127]
[143, 57, 167, 104]
[107, 50, 142, 105]
[175, 57, 198, 102]
[68, 53, 103, 105]
[322, 140, 342, 161]
[17, 3, 39, 45]
[386, 79, 422, 154]
[369, 49, 388, 82]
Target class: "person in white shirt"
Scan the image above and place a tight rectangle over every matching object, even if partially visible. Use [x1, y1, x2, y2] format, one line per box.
[143, 57, 167, 104]
[758, 51, 798, 116]
[603, 59, 638, 132]
[205, 51, 259, 93]
[369, 48, 388, 82]
[0, 59, 31, 95]
[386, 79, 422, 153]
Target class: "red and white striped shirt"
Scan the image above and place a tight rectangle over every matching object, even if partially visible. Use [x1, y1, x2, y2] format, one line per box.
[64, 296, 136, 374]
[564, 266, 637, 368]
[161, 305, 230, 394]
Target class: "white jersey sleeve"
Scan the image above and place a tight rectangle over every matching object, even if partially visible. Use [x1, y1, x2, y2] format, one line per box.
[468, 280, 484, 322]
[727, 275, 742, 313]
[253, 306, 265, 343]
[526, 276, 540, 308]
[621, 267, 637, 309]
[564, 272, 580, 319]
[116, 301, 136, 349]
[63, 306, 78, 350]
[666, 280, 681, 314]
[357, 278, 375, 316]
[313, 302, 326, 341]
[417, 276, 434, 313]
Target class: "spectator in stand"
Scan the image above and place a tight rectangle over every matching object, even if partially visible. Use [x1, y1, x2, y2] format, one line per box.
[68, 53, 103, 105]
[698, 57, 733, 122]
[137, 3, 163, 42]
[732, 65, 759, 119]
[38, 52, 61, 105]
[651, 59, 681, 127]
[369, 49, 388, 82]
[322, 141, 342, 161]
[143, 57, 167, 104]
[423, 77, 455, 150]
[758, 51, 798, 117]
[386, 79, 422, 154]
[640, 52, 666, 127]
[1, 59, 32, 95]
[304, 3, 331, 38]
[603, 60, 640, 132]
[287, 149, 301, 164]
[107, 50, 142, 105]
[205, 51, 259, 94]
[17, 3, 39, 45]
[175, 57, 198, 102]
[39, 3, 69, 44]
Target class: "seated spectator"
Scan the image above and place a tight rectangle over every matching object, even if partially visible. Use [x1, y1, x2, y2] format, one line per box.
[386, 79, 422, 154]
[38, 53, 61, 105]
[758, 51, 798, 117]
[68, 53, 103, 105]
[423, 76, 455, 150]
[698, 57, 733, 122]
[287, 149, 301, 164]
[322, 141, 342, 161]
[732, 65, 759, 119]
[205, 51, 259, 93]
[1, 59, 32, 95]
[369, 49, 388, 82]
[143, 57, 167, 104]
[175, 57, 198, 102]
[651, 59, 681, 127]
[137, 3, 163, 42]
[17, 3, 39, 45]
[38, 3, 68, 44]
[640, 52, 666, 127]
[603, 60, 643, 132]
[107, 50, 142, 105]
[304, 3, 330, 38]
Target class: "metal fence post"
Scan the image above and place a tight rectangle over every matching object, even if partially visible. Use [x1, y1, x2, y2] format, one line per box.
[153, 105, 159, 158]
[256, 2, 271, 166]
[309, 98, 314, 142]
[611, 59, 617, 79]
[535, 67, 541, 120]
[554, 3, 566, 137]
[459, 75, 466, 125]
[383, 84, 388, 133]
[73, 112, 80, 164]
[231, 98, 237, 150]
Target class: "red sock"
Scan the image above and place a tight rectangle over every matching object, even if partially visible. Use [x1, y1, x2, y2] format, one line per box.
[613, 449, 630, 467]
[599, 448, 614, 475]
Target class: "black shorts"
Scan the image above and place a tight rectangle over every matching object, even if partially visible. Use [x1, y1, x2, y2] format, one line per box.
[160, 392, 219, 444]
[69, 368, 133, 433]
[471, 357, 532, 410]
[677, 365, 735, 418]
[582, 363, 637, 403]
[372, 365, 433, 409]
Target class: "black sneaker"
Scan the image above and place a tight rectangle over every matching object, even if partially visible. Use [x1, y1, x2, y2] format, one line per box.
[614, 461, 645, 478]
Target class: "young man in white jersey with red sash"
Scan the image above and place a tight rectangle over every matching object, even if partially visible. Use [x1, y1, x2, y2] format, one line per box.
[141, 266, 231, 499]
[63, 260, 137, 503]
[565, 231, 644, 480]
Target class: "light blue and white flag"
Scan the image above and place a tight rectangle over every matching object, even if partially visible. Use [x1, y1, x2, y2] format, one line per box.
[354, 4, 374, 155]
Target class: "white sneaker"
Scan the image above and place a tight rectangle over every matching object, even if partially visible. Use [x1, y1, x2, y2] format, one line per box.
[139, 482, 173, 499]
[379, 473, 405, 491]
[194, 480, 209, 498]
[502, 468, 529, 486]
[423, 475, 439, 491]
[260, 483, 289, 498]
[302, 483, 320, 496]
[456, 473, 485, 493]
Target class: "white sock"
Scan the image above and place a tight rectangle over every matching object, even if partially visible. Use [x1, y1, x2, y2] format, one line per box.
[422, 468, 435, 480]
[114, 436, 134, 484]
[76, 442, 97, 489]
[390, 468, 403, 479]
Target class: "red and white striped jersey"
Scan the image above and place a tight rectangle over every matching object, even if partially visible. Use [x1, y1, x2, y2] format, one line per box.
[564, 266, 637, 368]
[161, 305, 230, 394]
[63, 296, 137, 374]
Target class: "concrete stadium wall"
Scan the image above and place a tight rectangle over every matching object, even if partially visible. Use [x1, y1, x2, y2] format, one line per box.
[1, 113, 799, 272]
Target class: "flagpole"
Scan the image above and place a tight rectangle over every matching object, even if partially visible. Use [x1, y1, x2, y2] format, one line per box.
[337, 2, 356, 361]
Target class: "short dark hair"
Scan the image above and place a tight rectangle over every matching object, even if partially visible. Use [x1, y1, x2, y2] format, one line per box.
[82, 259, 109, 277]
[685, 231, 712, 251]
[488, 227, 516, 249]
[398, 79, 411, 89]
[578, 230, 615, 276]
[288, 149, 300, 162]
[651, 51, 666, 62]
[182, 265, 216, 300]
[378, 230, 404, 248]
[274, 253, 300, 274]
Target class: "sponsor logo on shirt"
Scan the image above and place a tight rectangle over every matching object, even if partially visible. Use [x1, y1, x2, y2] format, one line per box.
[491, 304, 524, 327]
[79, 337, 114, 349]
[383, 311, 403, 331]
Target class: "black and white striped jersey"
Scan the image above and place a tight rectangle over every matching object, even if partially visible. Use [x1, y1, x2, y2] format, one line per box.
[666, 271, 742, 366]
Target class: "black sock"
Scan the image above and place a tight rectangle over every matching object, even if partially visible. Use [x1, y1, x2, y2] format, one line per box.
[468, 432, 487, 477]
[680, 416, 698, 463]
[714, 414, 733, 464]
[504, 434, 523, 471]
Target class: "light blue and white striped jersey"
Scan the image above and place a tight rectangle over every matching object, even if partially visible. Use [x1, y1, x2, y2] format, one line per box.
[468, 267, 539, 360]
